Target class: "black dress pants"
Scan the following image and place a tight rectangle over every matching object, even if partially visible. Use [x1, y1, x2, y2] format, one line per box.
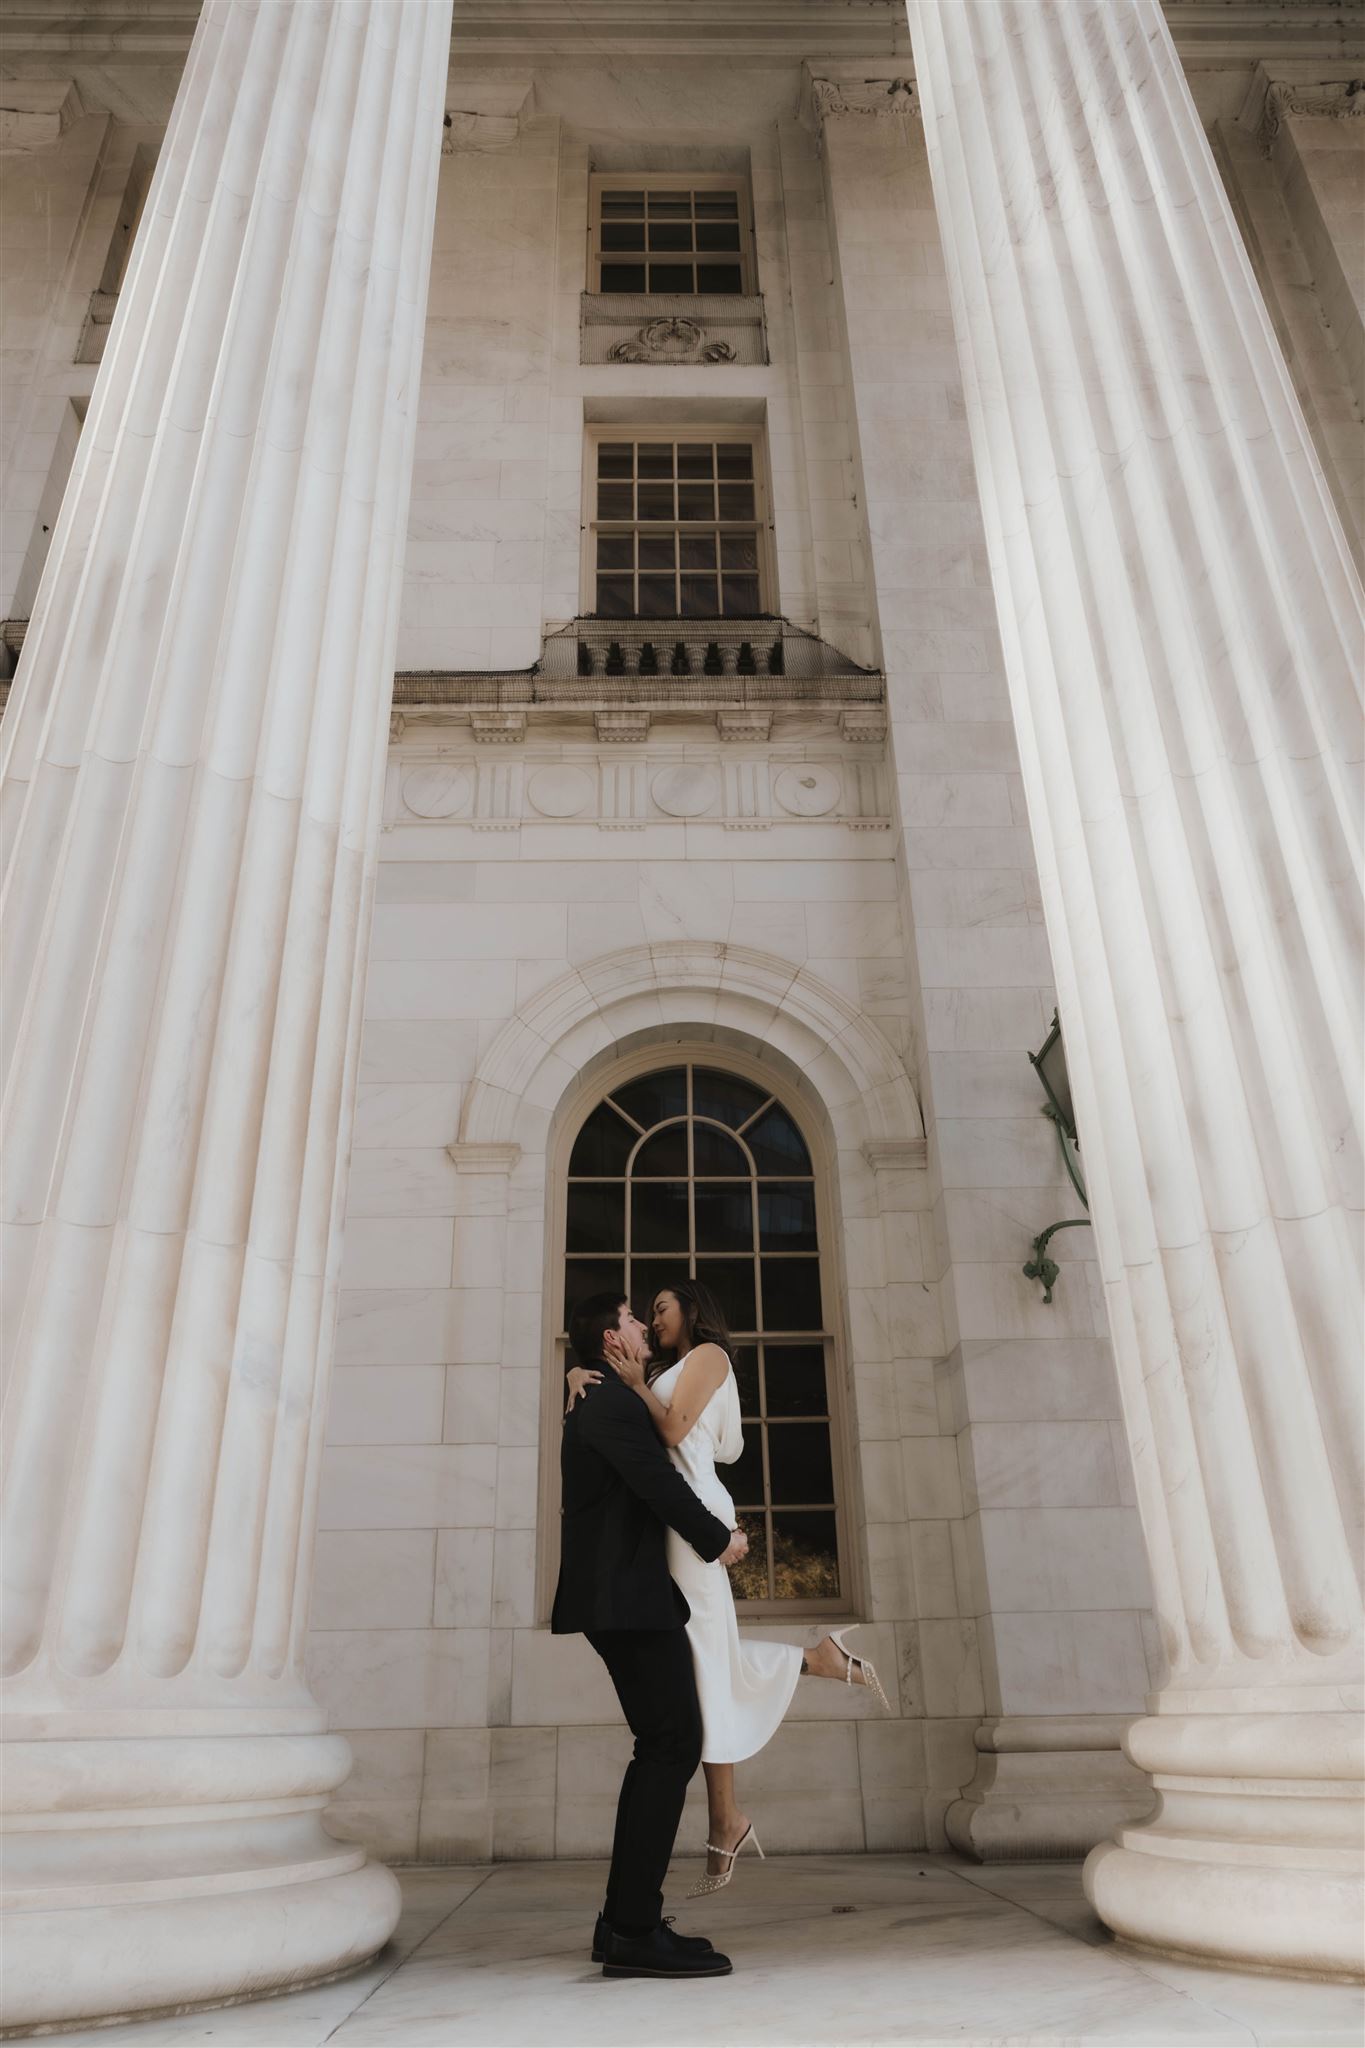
[586, 1626, 703, 1932]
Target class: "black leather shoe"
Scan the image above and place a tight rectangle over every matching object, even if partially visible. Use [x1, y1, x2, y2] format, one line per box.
[601, 1923, 732, 1978]
[592, 1914, 714, 1964]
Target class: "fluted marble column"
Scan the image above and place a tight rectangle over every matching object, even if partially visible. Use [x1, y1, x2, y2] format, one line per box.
[908, 0, 1363, 1981]
[0, 0, 451, 2029]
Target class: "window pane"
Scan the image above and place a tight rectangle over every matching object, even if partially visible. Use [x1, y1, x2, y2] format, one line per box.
[771, 1510, 839, 1598]
[596, 577, 633, 617]
[564, 1257, 625, 1329]
[746, 1105, 812, 1174]
[637, 483, 674, 520]
[602, 191, 644, 214]
[600, 263, 646, 293]
[692, 1124, 749, 1176]
[761, 1257, 823, 1332]
[758, 1184, 817, 1251]
[638, 534, 676, 571]
[677, 484, 715, 521]
[678, 446, 714, 479]
[601, 222, 645, 250]
[597, 534, 633, 570]
[696, 222, 741, 251]
[632, 1259, 691, 1328]
[696, 193, 739, 217]
[631, 1181, 690, 1252]
[649, 263, 694, 292]
[648, 222, 693, 251]
[722, 575, 762, 617]
[570, 1101, 637, 1175]
[679, 534, 717, 571]
[637, 443, 674, 478]
[637, 577, 675, 618]
[634, 1124, 688, 1176]
[694, 1184, 753, 1254]
[717, 445, 754, 478]
[694, 1069, 769, 1129]
[648, 193, 691, 216]
[718, 483, 756, 518]
[612, 1069, 687, 1127]
[732, 1345, 760, 1417]
[729, 1512, 769, 1600]
[598, 444, 634, 477]
[566, 1181, 626, 1253]
[695, 1257, 756, 1333]
[762, 1344, 829, 1418]
[597, 482, 633, 518]
[728, 1430, 766, 1509]
[680, 577, 718, 617]
[720, 533, 758, 571]
[697, 262, 743, 293]
[767, 1422, 834, 1504]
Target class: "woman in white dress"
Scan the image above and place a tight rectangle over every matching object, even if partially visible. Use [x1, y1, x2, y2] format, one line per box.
[566, 1279, 888, 1896]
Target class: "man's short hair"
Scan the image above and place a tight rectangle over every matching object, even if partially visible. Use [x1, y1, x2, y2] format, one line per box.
[568, 1291, 628, 1371]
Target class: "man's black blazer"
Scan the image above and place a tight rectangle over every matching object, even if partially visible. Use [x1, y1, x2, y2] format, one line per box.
[551, 1374, 732, 1634]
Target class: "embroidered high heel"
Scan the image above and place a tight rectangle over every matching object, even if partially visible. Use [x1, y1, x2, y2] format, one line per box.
[687, 1822, 764, 1898]
[829, 1626, 891, 1714]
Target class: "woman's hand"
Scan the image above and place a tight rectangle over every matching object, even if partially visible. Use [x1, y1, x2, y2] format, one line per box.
[603, 1335, 647, 1393]
[564, 1367, 603, 1415]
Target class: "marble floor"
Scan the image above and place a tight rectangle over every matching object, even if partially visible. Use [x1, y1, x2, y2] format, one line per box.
[40, 1856, 1364, 2048]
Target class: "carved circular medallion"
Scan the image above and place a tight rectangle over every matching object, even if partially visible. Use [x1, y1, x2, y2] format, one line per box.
[401, 764, 472, 819]
[651, 765, 719, 819]
[527, 765, 595, 819]
[774, 766, 841, 818]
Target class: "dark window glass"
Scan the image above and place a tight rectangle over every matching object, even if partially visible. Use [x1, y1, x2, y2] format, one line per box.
[762, 1344, 829, 1417]
[722, 576, 762, 617]
[696, 194, 739, 217]
[602, 191, 644, 214]
[729, 1511, 769, 1600]
[679, 535, 717, 571]
[718, 483, 756, 519]
[601, 221, 645, 250]
[697, 262, 743, 293]
[680, 577, 718, 617]
[570, 1101, 638, 1175]
[632, 1181, 690, 1251]
[693, 1184, 753, 1253]
[761, 1257, 823, 1333]
[637, 578, 675, 618]
[566, 1181, 626, 1253]
[637, 444, 674, 478]
[746, 1105, 812, 1174]
[564, 1257, 625, 1328]
[649, 222, 692, 251]
[613, 1070, 687, 1126]
[758, 1183, 818, 1251]
[650, 263, 694, 292]
[728, 1432, 767, 1509]
[767, 1423, 834, 1504]
[720, 533, 758, 571]
[600, 263, 646, 293]
[633, 1258, 691, 1324]
[648, 193, 691, 215]
[677, 483, 715, 521]
[692, 1124, 749, 1175]
[597, 482, 633, 519]
[717, 444, 754, 477]
[598, 444, 634, 477]
[695, 1257, 755, 1332]
[595, 577, 633, 617]
[693, 1068, 769, 1129]
[770, 1510, 839, 1598]
[633, 1124, 688, 1176]
[597, 534, 633, 570]
[696, 222, 742, 250]
[638, 534, 676, 571]
[637, 483, 674, 520]
[732, 1345, 760, 1416]
[678, 446, 714, 478]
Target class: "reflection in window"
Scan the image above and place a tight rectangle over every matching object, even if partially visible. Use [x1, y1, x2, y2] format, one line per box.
[564, 1063, 841, 1604]
[592, 438, 764, 620]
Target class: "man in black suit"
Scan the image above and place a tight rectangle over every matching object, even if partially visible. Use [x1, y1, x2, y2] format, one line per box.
[552, 1291, 748, 1979]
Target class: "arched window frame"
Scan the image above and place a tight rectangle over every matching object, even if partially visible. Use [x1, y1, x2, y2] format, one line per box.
[536, 1043, 860, 1622]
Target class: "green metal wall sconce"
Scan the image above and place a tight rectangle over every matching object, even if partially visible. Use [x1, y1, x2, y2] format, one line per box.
[1023, 1010, 1092, 1303]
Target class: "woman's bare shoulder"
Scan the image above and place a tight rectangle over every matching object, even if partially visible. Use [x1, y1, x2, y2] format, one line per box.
[683, 1342, 730, 1379]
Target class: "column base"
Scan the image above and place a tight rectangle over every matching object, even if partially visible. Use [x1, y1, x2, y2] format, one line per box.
[1, 1729, 403, 2033]
[1083, 1712, 1365, 1981]
[945, 1715, 1155, 1861]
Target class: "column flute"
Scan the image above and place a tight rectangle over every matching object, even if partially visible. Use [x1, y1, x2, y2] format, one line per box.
[0, 0, 453, 2029]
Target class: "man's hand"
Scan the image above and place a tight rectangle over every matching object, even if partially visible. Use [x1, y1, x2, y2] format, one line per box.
[718, 1529, 749, 1569]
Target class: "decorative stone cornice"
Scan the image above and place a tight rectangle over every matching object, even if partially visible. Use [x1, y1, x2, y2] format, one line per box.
[716, 709, 773, 743]
[810, 73, 920, 125]
[1252, 73, 1365, 155]
[0, 79, 84, 152]
[442, 70, 534, 154]
[862, 1137, 929, 1173]
[469, 708, 526, 743]
[840, 705, 887, 743]
[446, 1141, 522, 1174]
[594, 708, 649, 743]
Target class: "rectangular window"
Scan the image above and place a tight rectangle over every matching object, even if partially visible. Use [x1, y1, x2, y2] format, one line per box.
[587, 431, 768, 619]
[590, 174, 753, 296]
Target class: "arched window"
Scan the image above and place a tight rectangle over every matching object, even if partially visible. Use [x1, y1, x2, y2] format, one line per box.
[561, 1061, 845, 1610]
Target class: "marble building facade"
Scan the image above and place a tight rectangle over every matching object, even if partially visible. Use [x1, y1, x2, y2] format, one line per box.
[0, 0, 1360, 2032]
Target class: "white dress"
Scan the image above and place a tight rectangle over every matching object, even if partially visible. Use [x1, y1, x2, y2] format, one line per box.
[652, 1350, 803, 1765]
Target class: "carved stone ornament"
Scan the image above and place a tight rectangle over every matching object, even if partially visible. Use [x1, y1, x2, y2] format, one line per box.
[1256, 76, 1364, 156]
[811, 75, 921, 124]
[609, 317, 737, 365]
